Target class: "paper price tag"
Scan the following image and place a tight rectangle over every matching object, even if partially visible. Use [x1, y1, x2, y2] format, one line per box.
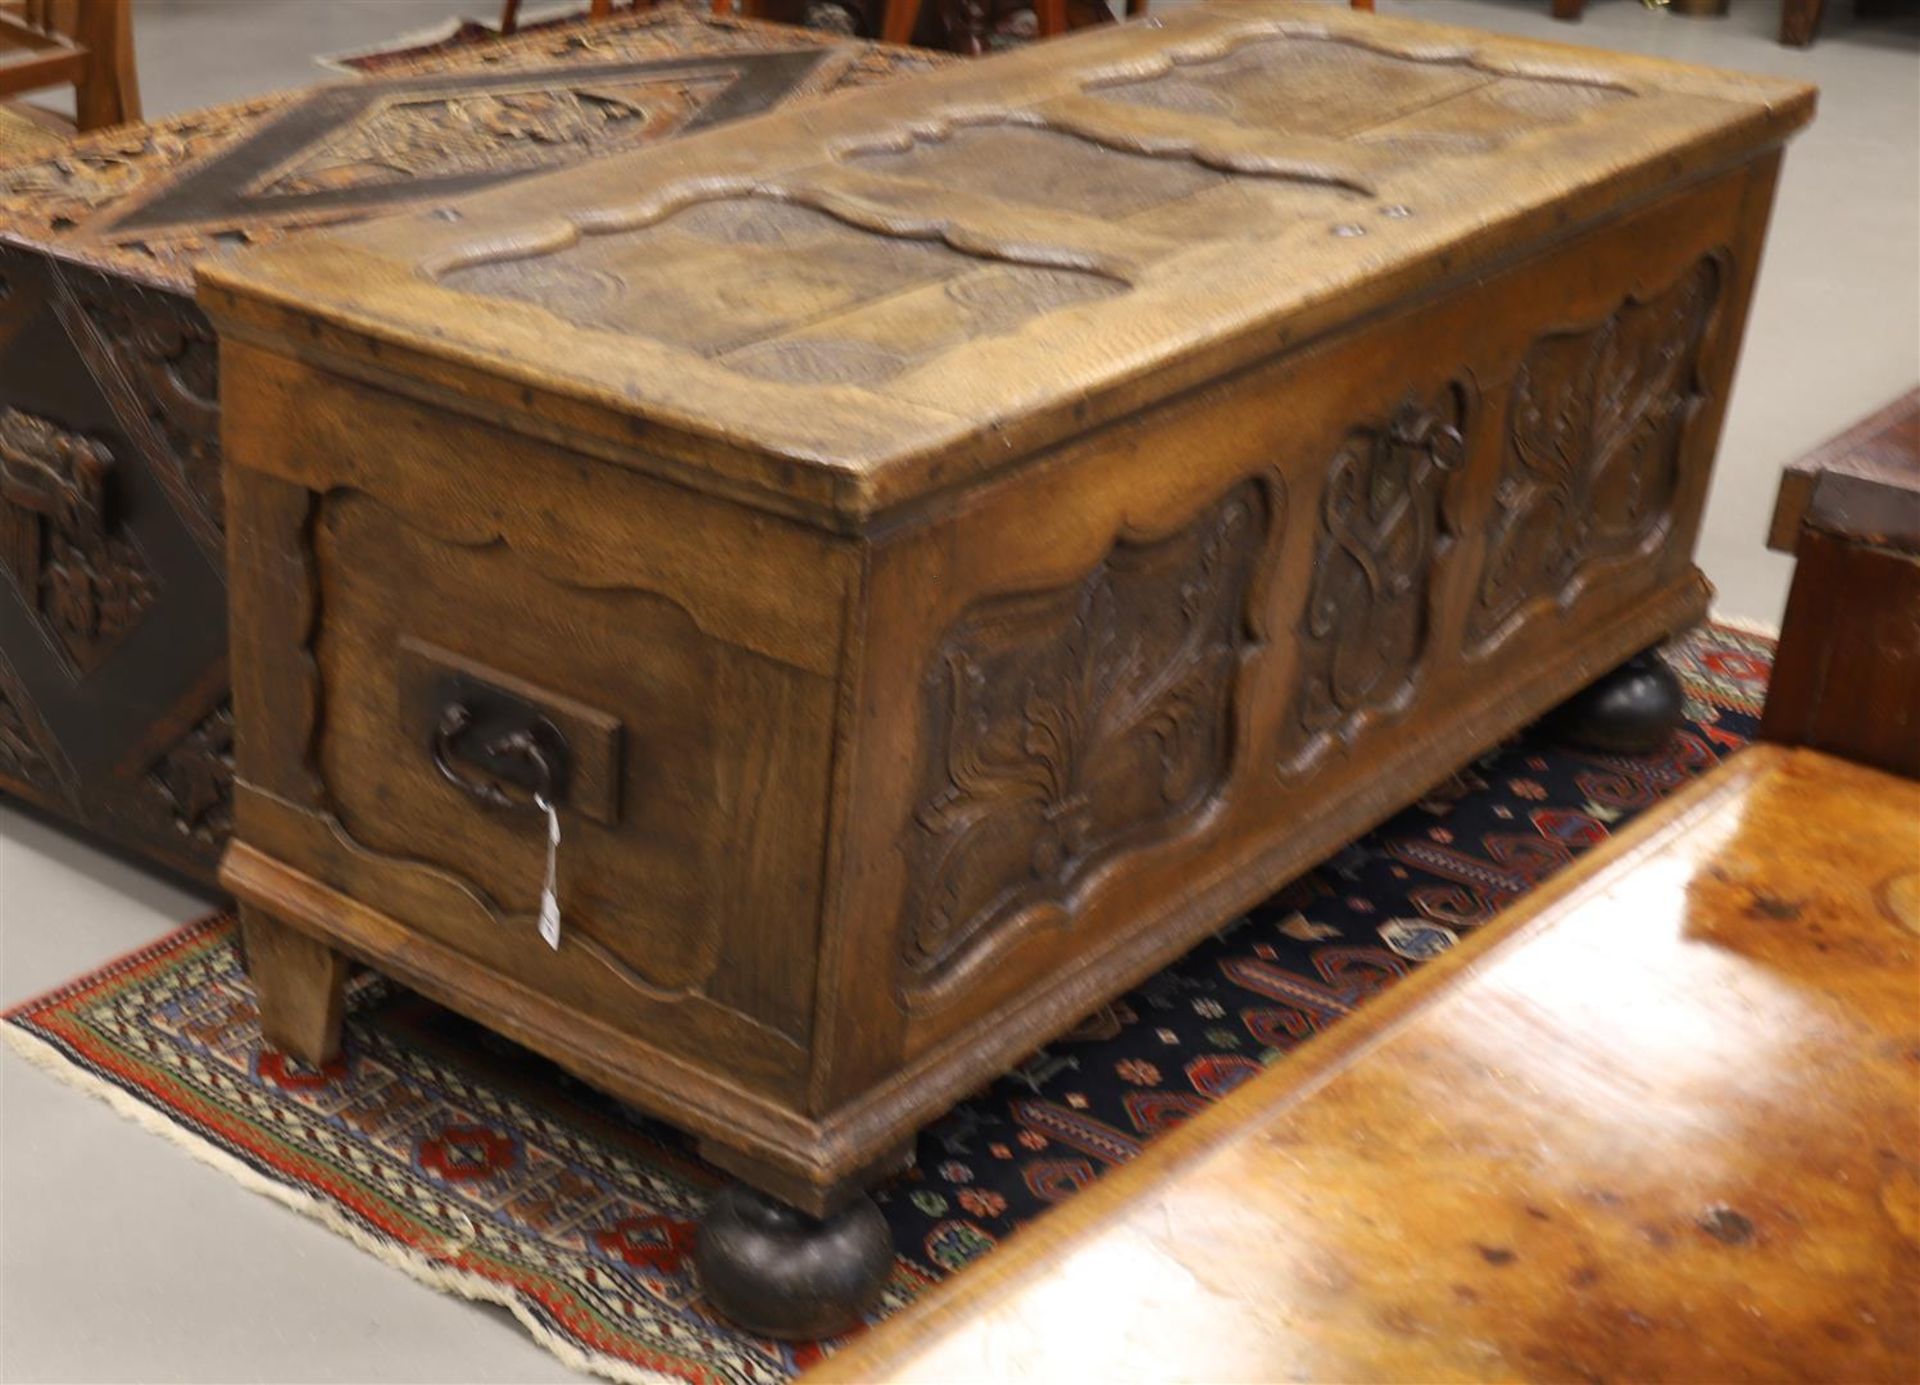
[536, 794, 562, 950]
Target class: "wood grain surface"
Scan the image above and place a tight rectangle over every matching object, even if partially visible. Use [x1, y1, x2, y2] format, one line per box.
[214, 5, 1811, 1213]
[813, 744, 1920, 1384]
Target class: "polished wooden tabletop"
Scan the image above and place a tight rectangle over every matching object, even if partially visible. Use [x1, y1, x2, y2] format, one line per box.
[815, 744, 1920, 1383]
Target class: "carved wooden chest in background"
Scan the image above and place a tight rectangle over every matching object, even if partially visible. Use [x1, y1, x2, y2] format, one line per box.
[202, 2, 1811, 1335]
[0, 6, 938, 881]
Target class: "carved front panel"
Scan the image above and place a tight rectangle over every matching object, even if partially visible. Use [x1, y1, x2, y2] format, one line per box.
[0, 246, 231, 880]
[1468, 258, 1723, 654]
[1278, 388, 1469, 776]
[0, 658, 76, 808]
[0, 407, 156, 676]
[902, 481, 1270, 994]
[0, 690, 51, 790]
[142, 701, 235, 850]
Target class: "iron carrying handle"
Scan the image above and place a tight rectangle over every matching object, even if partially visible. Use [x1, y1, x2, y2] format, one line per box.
[430, 701, 562, 814]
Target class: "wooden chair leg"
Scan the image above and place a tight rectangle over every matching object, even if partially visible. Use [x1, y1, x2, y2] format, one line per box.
[72, 0, 136, 129]
[1351, 0, 1376, 12]
[241, 905, 349, 1068]
[499, 0, 522, 36]
[1552, 0, 1585, 18]
[1036, 0, 1068, 38]
[882, 0, 921, 45]
[1126, 0, 1148, 15]
[1780, 0, 1825, 45]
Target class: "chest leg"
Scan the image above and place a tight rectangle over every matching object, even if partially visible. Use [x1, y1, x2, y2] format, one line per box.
[240, 904, 349, 1068]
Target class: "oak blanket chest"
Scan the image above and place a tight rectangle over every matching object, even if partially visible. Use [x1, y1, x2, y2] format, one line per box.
[201, 2, 1813, 1336]
[0, 5, 937, 882]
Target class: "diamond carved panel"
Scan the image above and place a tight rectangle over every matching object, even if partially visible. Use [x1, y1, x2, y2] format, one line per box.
[0, 407, 156, 677]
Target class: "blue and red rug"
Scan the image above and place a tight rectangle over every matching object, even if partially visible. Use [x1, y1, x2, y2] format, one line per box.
[4, 622, 1773, 1385]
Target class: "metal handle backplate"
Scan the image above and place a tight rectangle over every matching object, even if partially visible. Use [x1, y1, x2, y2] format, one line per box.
[427, 678, 571, 815]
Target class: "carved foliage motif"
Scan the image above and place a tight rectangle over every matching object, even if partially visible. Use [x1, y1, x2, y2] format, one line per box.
[1278, 388, 1469, 776]
[903, 482, 1270, 992]
[1469, 257, 1722, 652]
[0, 647, 77, 807]
[0, 94, 286, 255]
[0, 408, 155, 675]
[143, 701, 234, 848]
[62, 279, 224, 543]
[0, 685, 57, 795]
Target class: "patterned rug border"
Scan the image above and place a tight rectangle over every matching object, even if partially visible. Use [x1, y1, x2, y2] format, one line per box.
[2, 920, 695, 1385]
[4, 619, 1779, 1384]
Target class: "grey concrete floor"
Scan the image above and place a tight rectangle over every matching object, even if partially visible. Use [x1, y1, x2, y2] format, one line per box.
[2, 1, 1916, 1381]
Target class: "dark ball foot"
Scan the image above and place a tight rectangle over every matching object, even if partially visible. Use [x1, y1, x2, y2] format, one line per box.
[693, 1184, 892, 1340]
[1550, 648, 1685, 755]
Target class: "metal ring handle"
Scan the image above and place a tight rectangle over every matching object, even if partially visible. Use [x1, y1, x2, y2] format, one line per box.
[431, 702, 554, 813]
[1425, 422, 1467, 471]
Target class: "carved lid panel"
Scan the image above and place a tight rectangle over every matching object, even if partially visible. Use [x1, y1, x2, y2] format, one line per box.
[200, 1, 1812, 527]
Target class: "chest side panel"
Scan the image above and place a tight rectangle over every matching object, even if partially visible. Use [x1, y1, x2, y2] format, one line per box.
[223, 345, 852, 1098]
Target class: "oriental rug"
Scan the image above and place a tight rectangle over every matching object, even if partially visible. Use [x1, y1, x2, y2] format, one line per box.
[3, 620, 1774, 1385]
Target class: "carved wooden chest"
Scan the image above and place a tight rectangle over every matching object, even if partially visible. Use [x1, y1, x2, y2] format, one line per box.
[202, 2, 1812, 1336]
[0, 6, 937, 882]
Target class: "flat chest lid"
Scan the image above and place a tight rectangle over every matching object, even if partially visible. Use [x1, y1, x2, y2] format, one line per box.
[199, 1, 1813, 529]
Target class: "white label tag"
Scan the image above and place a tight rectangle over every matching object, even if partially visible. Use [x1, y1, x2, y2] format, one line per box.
[536, 795, 562, 950]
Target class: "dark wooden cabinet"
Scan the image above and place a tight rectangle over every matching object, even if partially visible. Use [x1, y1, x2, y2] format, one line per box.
[1762, 390, 1920, 776]
[0, 258, 230, 880]
[203, 2, 1812, 1334]
[0, 4, 940, 882]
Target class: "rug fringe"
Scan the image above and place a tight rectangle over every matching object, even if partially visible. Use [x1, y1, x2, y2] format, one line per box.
[2, 1022, 689, 1385]
[1707, 609, 1781, 641]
